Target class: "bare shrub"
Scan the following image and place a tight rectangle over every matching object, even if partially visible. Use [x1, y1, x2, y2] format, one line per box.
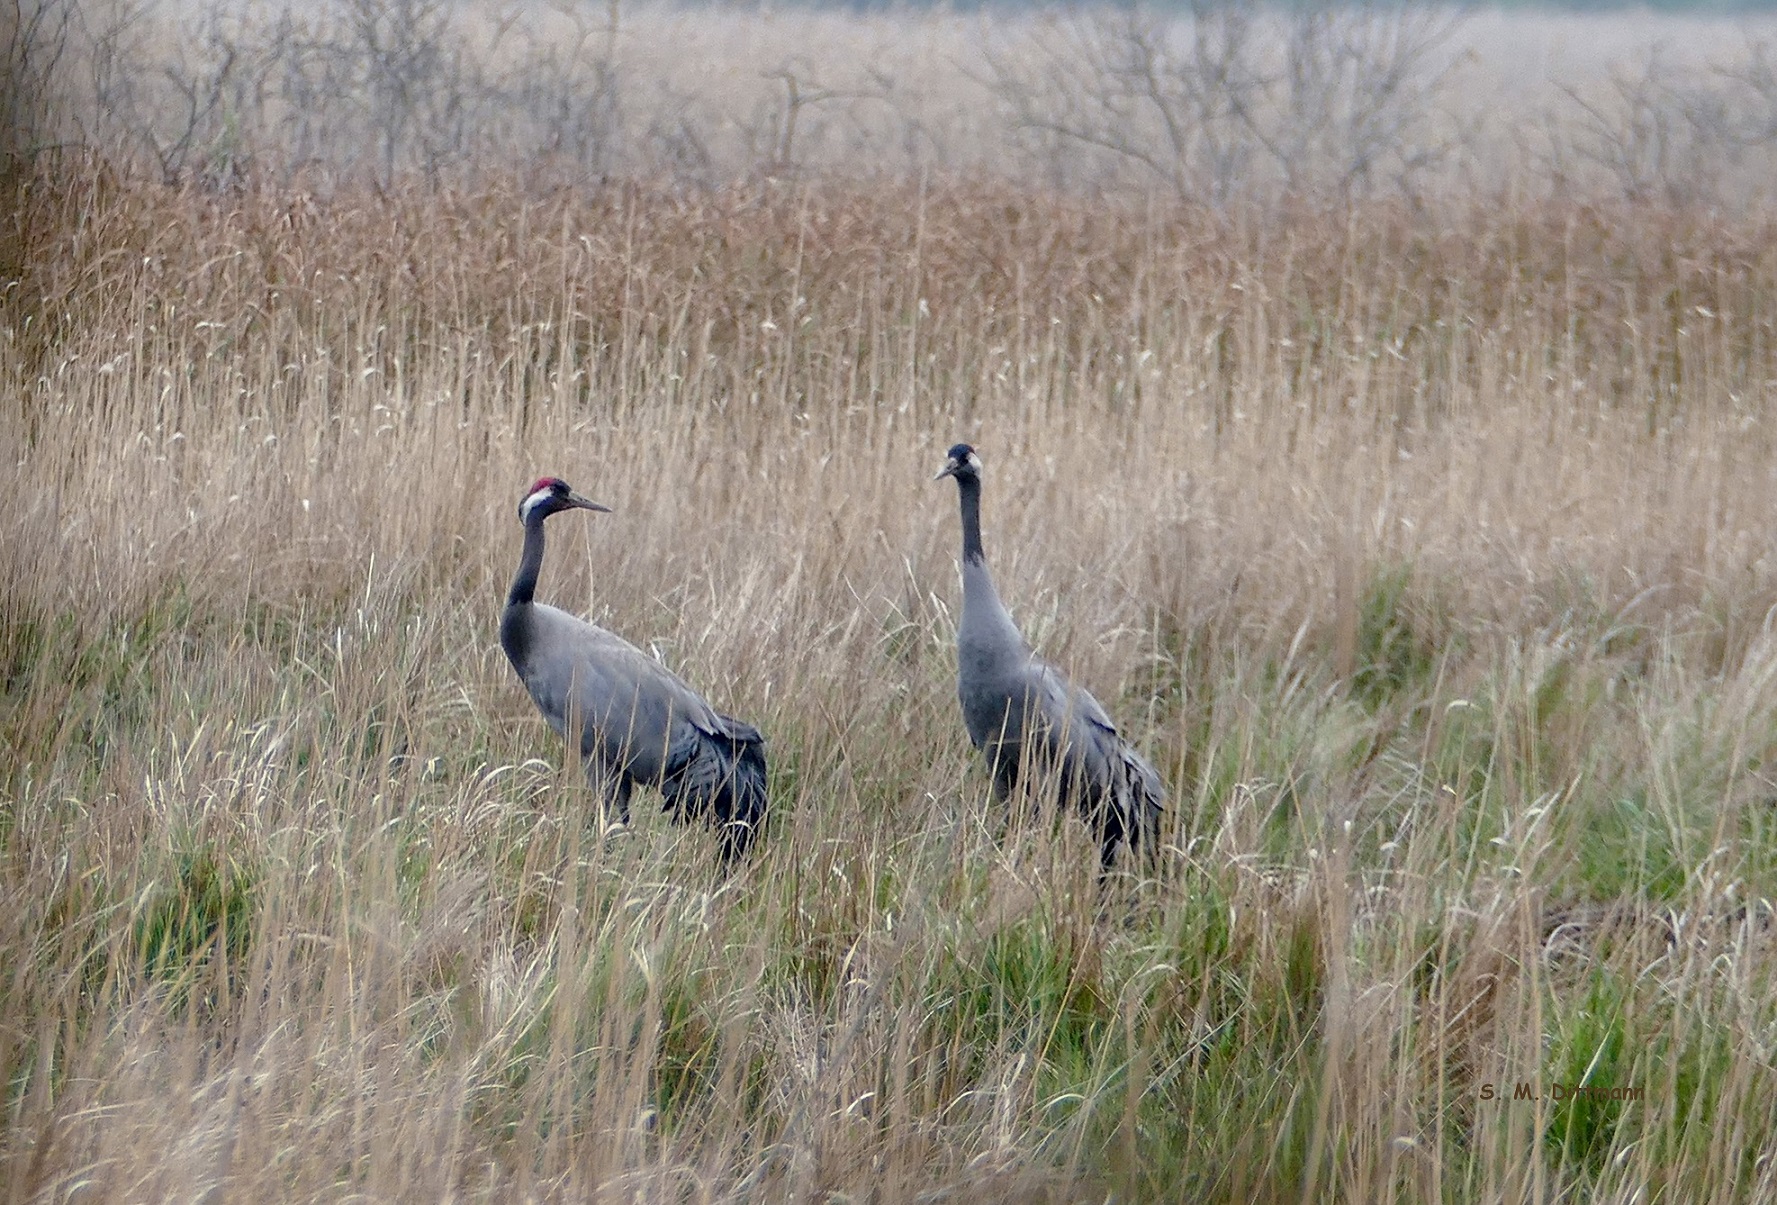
[20, 1, 1777, 206]
[984, 0, 1465, 204]
[57, 0, 624, 186]
[497, 2, 625, 180]
[1726, 37, 1777, 145]
[1553, 46, 1726, 206]
[1, 0, 76, 331]
[1, 0, 76, 166]
[1541, 35, 1777, 207]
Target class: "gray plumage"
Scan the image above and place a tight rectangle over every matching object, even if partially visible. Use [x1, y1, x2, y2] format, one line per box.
[500, 477, 767, 863]
[935, 444, 1164, 867]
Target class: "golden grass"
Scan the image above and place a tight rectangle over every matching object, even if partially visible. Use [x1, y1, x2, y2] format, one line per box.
[6, 162, 1777, 1200]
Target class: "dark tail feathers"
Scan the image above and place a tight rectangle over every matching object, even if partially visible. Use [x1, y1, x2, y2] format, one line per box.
[1089, 744, 1166, 870]
[661, 717, 769, 865]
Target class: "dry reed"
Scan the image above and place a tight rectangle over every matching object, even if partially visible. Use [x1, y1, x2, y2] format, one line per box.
[6, 160, 1777, 1201]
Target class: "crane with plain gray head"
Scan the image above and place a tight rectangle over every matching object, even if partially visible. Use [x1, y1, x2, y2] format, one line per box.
[934, 444, 1164, 867]
[499, 476, 768, 864]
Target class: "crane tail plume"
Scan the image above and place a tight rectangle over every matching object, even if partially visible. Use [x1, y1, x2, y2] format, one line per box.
[1101, 743, 1165, 866]
[660, 718, 769, 865]
[716, 737, 769, 865]
[1078, 741, 1166, 869]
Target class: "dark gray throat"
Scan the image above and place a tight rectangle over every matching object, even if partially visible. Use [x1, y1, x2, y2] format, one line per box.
[956, 474, 986, 565]
[508, 513, 547, 607]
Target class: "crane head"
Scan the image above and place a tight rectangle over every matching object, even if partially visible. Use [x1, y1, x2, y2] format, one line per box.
[934, 443, 982, 482]
[519, 477, 613, 524]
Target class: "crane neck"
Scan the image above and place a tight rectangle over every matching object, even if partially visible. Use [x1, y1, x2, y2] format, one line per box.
[508, 510, 548, 607]
[954, 473, 1025, 652]
[956, 473, 986, 566]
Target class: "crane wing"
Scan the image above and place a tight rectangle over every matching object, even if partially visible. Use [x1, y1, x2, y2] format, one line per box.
[513, 605, 732, 776]
[1028, 656, 1119, 741]
[1029, 655, 1165, 859]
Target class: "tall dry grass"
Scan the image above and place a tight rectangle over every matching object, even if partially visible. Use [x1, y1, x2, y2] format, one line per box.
[6, 162, 1777, 1200]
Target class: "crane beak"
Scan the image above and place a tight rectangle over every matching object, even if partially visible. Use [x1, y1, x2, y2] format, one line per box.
[568, 491, 613, 513]
[933, 462, 959, 481]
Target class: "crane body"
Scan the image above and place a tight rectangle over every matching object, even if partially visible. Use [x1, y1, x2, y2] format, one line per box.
[936, 445, 1164, 866]
[500, 477, 767, 863]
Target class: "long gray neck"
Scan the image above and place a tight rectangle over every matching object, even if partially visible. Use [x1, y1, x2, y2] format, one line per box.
[957, 474, 986, 565]
[954, 474, 1025, 652]
[508, 512, 547, 607]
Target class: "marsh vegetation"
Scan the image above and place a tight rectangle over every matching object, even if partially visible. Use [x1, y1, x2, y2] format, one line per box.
[7, 2, 1777, 1200]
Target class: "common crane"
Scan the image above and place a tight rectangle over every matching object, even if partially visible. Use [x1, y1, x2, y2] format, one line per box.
[500, 477, 767, 863]
[935, 444, 1163, 867]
